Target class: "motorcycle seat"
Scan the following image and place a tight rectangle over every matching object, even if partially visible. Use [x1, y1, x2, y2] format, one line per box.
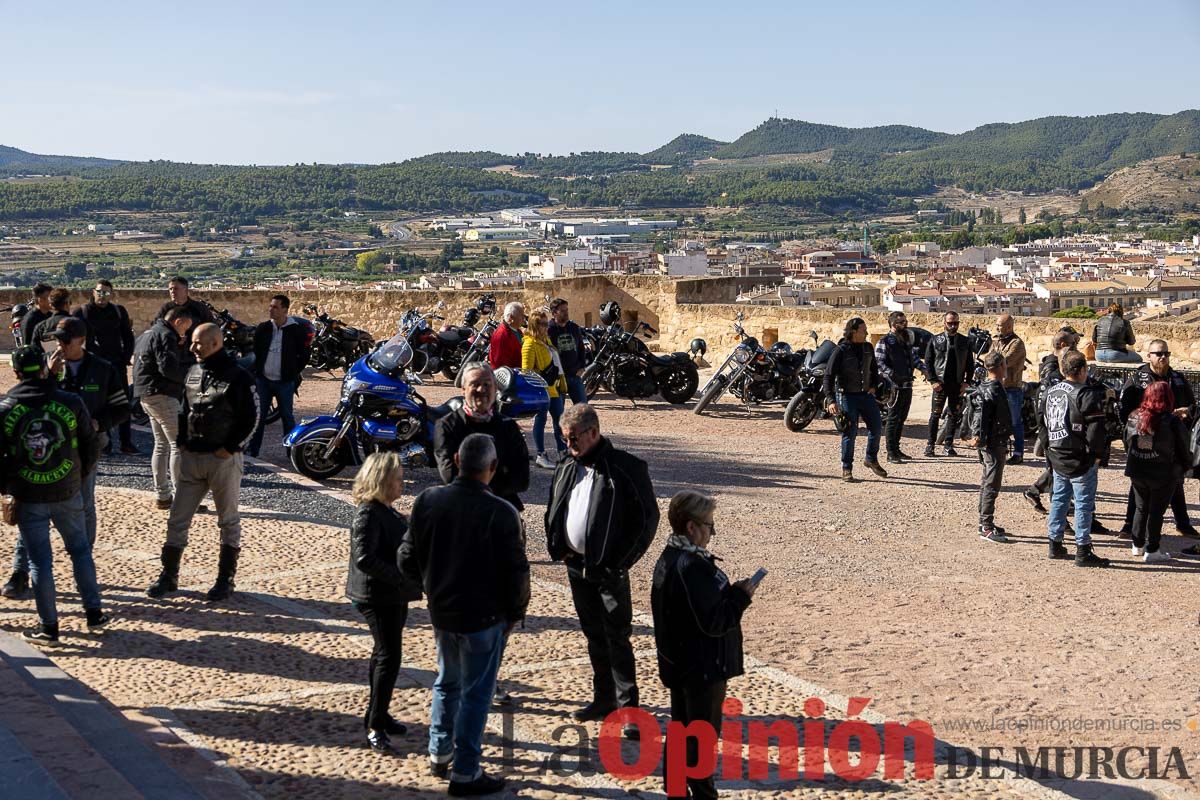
[438, 330, 462, 344]
[648, 352, 687, 366]
[429, 397, 463, 420]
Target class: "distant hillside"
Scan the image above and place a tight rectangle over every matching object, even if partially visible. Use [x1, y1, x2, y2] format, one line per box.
[0, 145, 125, 176]
[714, 119, 950, 159]
[1083, 153, 1200, 211]
[643, 134, 726, 164]
[406, 151, 515, 169]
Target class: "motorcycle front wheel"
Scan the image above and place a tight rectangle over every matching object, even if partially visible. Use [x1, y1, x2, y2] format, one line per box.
[691, 374, 726, 414]
[784, 392, 818, 432]
[583, 370, 605, 399]
[288, 438, 349, 480]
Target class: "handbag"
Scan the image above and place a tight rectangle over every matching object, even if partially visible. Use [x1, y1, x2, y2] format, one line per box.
[1, 495, 16, 526]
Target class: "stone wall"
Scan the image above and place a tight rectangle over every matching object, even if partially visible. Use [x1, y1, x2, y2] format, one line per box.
[3, 277, 1198, 376]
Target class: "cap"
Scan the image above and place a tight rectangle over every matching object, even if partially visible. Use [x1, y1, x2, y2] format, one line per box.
[11, 345, 46, 376]
[52, 317, 88, 342]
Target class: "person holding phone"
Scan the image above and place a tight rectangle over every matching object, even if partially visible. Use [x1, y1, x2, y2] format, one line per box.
[651, 490, 756, 800]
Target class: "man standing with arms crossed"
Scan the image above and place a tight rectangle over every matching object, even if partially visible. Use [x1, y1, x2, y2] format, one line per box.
[548, 297, 588, 405]
[987, 314, 1028, 465]
[923, 311, 972, 457]
[874, 311, 916, 464]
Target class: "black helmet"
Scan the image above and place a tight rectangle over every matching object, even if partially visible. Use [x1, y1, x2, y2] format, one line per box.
[463, 307, 481, 327]
[769, 341, 792, 355]
[599, 301, 621, 326]
[11, 303, 28, 319]
[689, 338, 707, 357]
[476, 294, 496, 315]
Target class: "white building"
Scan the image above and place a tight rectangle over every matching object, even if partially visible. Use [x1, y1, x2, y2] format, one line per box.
[430, 217, 495, 231]
[499, 208, 543, 225]
[529, 248, 605, 279]
[463, 227, 528, 242]
[656, 247, 707, 276]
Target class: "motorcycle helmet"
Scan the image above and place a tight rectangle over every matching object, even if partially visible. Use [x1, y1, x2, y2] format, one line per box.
[476, 295, 497, 315]
[599, 301, 621, 326]
[689, 337, 707, 357]
[463, 307, 481, 327]
[769, 341, 792, 355]
[11, 303, 28, 319]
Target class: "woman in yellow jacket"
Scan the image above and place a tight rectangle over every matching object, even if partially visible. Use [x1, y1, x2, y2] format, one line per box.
[522, 309, 568, 469]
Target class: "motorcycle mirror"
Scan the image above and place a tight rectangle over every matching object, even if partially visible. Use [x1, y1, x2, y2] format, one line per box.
[436, 300, 446, 310]
[809, 330, 818, 342]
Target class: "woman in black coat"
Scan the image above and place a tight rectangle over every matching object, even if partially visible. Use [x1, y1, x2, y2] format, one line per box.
[347, 452, 422, 752]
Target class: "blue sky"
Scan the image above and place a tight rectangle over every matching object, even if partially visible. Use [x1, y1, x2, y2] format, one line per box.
[2, 0, 1197, 164]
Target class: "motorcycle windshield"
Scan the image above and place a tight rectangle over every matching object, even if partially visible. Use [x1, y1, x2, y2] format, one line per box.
[368, 333, 413, 372]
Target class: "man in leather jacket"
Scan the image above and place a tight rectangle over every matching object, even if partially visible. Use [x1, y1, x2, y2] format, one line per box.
[147, 324, 259, 602]
[545, 403, 658, 736]
[1023, 330, 1077, 513]
[1117, 339, 1199, 539]
[874, 311, 916, 463]
[923, 311, 972, 457]
[969, 352, 1013, 542]
[133, 307, 195, 508]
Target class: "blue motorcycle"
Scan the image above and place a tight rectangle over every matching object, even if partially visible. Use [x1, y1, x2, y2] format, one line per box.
[285, 332, 550, 480]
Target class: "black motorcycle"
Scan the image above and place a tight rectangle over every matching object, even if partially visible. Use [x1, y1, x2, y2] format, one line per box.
[579, 301, 700, 405]
[438, 295, 495, 381]
[783, 332, 836, 432]
[304, 304, 375, 373]
[693, 313, 804, 415]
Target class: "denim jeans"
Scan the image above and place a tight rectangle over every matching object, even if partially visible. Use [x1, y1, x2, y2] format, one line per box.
[566, 375, 587, 405]
[17, 494, 102, 628]
[1005, 388, 1025, 454]
[247, 376, 296, 457]
[141, 393, 181, 501]
[13, 470, 97, 574]
[532, 395, 565, 455]
[837, 392, 882, 470]
[429, 622, 507, 781]
[1047, 464, 1099, 546]
[1095, 349, 1142, 364]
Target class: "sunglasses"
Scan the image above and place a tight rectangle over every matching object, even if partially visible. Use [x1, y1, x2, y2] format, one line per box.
[1150, 351, 1170, 358]
[564, 428, 596, 445]
[945, 321, 960, 327]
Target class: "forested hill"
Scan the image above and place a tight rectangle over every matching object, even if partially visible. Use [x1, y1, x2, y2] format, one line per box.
[713, 120, 949, 159]
[0, 145, 125, 173]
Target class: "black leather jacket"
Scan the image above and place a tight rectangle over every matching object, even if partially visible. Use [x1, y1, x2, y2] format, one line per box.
[0, 379, 97, 503]
[1120, 365, 1196, 422]
[346, 501, 422, 605]
[1092, 315, 1135, 352]
[651, 545, 751, 689]
[399, 477, 530, 633]
[545, 437, 659, 578]
[74, 302, 135, 367]
[1123, 413, 1188, 483]
[55, 352, 130, 433]
[971, 379, 1013, 449]
[874, 331, 915, 387]
[923, 332, 972, 386]
[179, 348, 258, 453]
[823, 341, 879, 396]
[133, 319, 190, 399]
[1045, 379, 1108, 477]
[434, 409, 529, 510]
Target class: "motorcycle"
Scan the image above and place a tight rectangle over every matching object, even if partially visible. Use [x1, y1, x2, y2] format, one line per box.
[579, 301, 700, 405]
[692, 312, 805, 415]
[4, 304, 28, 348]
[438, 295, 495, 381]
[304, 304, 375, 373]
[285, 332, 549, 481]
[783, 332, 836, 432]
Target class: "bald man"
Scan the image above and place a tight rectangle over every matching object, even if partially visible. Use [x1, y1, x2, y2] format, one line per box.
[988, 314, 1027, 465]
[147, 322, 259, 602]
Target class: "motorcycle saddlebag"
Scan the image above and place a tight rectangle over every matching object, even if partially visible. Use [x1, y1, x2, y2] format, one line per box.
[495, 367, 550, 419]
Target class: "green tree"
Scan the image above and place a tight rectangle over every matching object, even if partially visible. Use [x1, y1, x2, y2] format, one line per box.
[1018, 207, 1027, 224]
[1052, 306, 1097, 319]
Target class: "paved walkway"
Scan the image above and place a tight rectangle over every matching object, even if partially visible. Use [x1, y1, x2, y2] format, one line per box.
[1, 472, 1194, 799]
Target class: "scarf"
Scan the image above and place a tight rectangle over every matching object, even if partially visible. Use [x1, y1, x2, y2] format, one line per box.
[666, 534, 717, 561]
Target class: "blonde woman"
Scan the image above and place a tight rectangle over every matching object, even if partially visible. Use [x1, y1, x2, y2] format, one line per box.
[346, 452, 421, 753]
[522, 309, 568, 469]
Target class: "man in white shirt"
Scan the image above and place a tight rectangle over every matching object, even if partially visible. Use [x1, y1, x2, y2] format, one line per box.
[247, 295, 311, 457]
[544, 404, 659, 738]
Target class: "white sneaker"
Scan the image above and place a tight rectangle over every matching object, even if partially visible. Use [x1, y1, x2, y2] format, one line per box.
[1130, 545, 1145, 557]
[534, 454, 556, 470]
[1143, 550, 1172, 563]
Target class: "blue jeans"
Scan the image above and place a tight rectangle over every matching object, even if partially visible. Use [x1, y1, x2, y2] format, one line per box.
[1005, 388, 1025, 454]
[429, 622, 507, 781]
[13, 471, 97, 574]
[1095, 349, 1142, 364]
[16, 494, 102, 628]
[533, 395, 565, 455]
[1048, 464, 1099, 546]
[566, 375, 587, 405]
[247, 376, 297, 457]
[837, 392, 882, 470]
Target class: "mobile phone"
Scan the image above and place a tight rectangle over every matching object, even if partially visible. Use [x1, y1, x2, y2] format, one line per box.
[750, 567, 768, 586]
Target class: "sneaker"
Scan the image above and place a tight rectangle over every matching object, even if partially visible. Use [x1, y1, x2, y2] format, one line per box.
[841, 469, 857, 483]
[943, 446, 959, 457]
[924, 445, 937, 457]
[492, 688, 514, 708]
[979, 529, 1009, 543]
[1143, 550, 1172, 563]
[863, 459, 888, 478]
[980, 523, 1006, 535]
[1022, 488, 1047, 514]
[156, 496, 173, 510]
[886, 453, 905, 465]
[1, 570, 30, 599]
[1130, 545, 1145, 557]
[1176, 525, 1200, 539]
[23, 624, 59, 645]
[534, 453, 555, 470]
[1005, 454, 1023, 466]
[1048, 540, 1071, 560]
[86, 611, 111, 630]
[430, 759, 453, 779]
[448, 771, 506, 797]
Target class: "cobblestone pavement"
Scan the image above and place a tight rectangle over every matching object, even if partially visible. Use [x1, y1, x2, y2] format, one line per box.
[1, 367, 1199, 798]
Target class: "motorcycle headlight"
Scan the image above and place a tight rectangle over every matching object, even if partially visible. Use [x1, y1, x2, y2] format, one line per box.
[733, 346, 753, 365]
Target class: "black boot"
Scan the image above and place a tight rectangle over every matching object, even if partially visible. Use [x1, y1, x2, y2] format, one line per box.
[1074, 543, 1110, 568]
[147, 545, 184, 598]
[206, 544, 240, 601]
[1, 570, 30, 599]
[1048, 540, 1070, 560]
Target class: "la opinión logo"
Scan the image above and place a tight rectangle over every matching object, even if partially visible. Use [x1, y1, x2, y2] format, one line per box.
[594, 696, 935, 791]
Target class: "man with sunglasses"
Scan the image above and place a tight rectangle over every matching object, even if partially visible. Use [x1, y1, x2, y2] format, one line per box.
[875, 311, 916, 464]
[73, 280, 138, 454]
[923, 312, 972, 457]
[1117, 340, 1198, 540]
[545, 403, 658, 739]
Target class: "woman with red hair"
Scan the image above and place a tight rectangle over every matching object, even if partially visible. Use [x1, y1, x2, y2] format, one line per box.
[1123, 381, 1190, 562]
